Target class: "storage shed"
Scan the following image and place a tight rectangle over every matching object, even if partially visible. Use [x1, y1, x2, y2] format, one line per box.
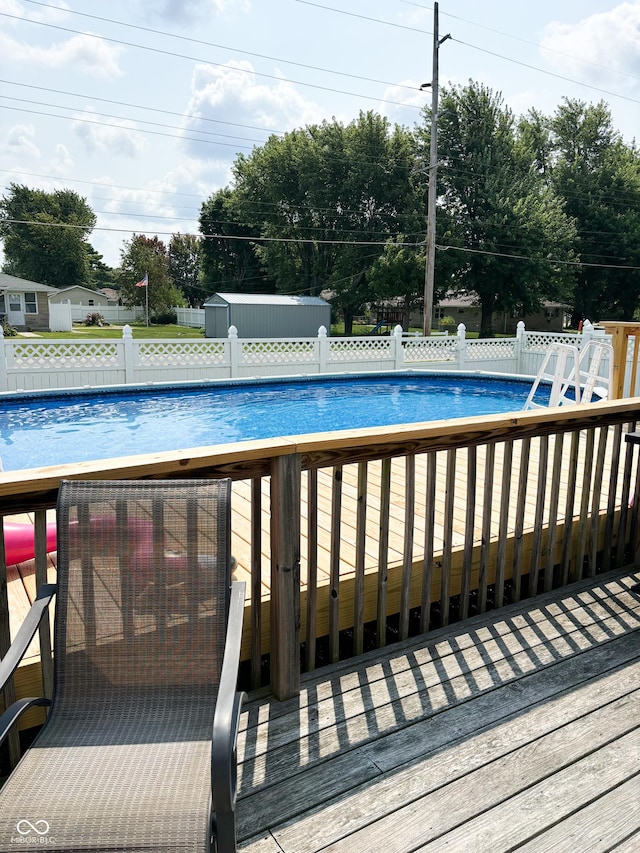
[204, 292, 331, 339]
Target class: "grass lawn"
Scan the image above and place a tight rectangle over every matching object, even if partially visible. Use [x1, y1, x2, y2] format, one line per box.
[17, 323, 204, 340]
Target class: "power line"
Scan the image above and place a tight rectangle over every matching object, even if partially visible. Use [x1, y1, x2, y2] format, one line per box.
[4, 216, 640, 271]
[398, 0, 640, 86]
[295, 0, 640, 107]
[20, 0, 419, 95]
[1, 79, 286, 137]
[0, 11, 422, 111]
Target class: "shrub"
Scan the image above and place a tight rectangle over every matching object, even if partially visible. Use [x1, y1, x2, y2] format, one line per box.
[85, 312, 108, 326]
[1, 318, 17, 336]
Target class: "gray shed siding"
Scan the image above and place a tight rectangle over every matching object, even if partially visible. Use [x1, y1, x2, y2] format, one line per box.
[204, 294, 331, 339]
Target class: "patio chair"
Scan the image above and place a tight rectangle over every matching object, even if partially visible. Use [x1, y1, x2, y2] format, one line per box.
[0, 478, 246, 853]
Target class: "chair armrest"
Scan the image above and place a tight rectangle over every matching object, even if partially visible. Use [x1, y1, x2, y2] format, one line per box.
[211, 581, 246, 849]
[0, 697, 51, 747]
[0, 583, 56, 694]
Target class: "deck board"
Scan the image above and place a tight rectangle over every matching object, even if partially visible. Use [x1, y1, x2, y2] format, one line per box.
[237, 569, 640, 852]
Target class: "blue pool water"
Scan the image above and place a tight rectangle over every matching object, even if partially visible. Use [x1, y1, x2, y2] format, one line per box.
[0, 373, 542, 472]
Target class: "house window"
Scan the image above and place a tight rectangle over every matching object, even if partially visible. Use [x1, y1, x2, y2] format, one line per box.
[0, 293, 5, 315]
[25, 292, 37, 314]
[88, 299, 95, 306]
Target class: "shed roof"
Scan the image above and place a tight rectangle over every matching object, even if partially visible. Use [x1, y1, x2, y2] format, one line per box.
[0, 272, 57, 293]
[205, 292, 329, 307]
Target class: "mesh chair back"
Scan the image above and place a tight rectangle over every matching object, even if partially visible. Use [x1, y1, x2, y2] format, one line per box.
[55, 478, 232, 700]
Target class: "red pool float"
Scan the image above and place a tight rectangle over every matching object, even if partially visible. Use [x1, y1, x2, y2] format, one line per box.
[3, 521, 57, 565]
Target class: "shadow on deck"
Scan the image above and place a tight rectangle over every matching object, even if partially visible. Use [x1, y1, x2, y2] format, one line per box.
[237, 567, 640, 852]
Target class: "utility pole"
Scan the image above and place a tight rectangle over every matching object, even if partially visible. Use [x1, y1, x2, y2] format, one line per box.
[422, 2, 450, 337]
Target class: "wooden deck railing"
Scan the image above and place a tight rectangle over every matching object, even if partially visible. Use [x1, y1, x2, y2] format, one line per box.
[2, 397, 640, 766]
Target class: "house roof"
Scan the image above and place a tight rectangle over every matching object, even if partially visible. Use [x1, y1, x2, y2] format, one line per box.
[0, 272, 57, 293]
[205, 292, 329, 307]
[49, 285, 106, 299]
[437, 292, 568, 310]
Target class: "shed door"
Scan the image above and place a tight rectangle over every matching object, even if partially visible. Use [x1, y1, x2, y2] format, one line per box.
[7, 293, 25, 327]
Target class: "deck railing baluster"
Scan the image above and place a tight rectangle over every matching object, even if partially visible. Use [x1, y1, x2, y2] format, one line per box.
[544, 433, 565, 592]
[250, 477, 263, 689]
[376, 458, 391, 648]
[479, 442, 495, 613]
[329, 466, 343, 664]
[399, 455, 415, 641]
[461, 446, 476, 621]
[529, 435, 549, 597]
[305, 469, 318, 671]
[441, 450, 457, 627]
[513, 438, 531, 602]
[588, 426, 609, 577]
[495, 440, 513, 608]
[574, 429, 596, 581]
[353, 462, 367, 656]
[561, 430, 581, 585]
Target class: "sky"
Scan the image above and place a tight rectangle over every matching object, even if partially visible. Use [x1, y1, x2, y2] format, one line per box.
[1, 0, 639, 270]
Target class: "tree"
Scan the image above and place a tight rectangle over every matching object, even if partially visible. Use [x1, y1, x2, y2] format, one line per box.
[168, 233, 203, 306]
[199, 189, 273, 295]
[367, 239, 426, 329]
[546, 99, 640, 324]
[228, 112, 420, 332]
[118, 235, 185, 320]
[0, 183, 97, 287]
[427, 82, 577, 335]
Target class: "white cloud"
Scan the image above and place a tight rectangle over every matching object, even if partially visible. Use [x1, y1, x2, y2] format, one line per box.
[380, 79, 428, 128]
[4, 124, 41, 160]
[0, 30, 123, 78]
[541, 2, 640, 88]
[72, 110, 147, 158]
[0, 0, 69, 23]
[181, 60, 326, 162]
[142, 0, 250, 25]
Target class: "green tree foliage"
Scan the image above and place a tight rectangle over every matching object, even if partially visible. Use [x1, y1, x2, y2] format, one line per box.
[227, 112, 420, 332]
[199, 189, 273, 295]
[545, 99, 640, 324]
[367, 239, 426, 329]
[0, 183, 97, 287]
[430, 82, 577, 335]
[118, 234, 185, 320]
[168, 233, 203, 306]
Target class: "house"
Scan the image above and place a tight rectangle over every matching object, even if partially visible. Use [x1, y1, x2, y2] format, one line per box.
[204, 292, 332, 338]
[0, 272, 57, 332]
[48, 285, 110, 309]
[434, 293, 568, 334]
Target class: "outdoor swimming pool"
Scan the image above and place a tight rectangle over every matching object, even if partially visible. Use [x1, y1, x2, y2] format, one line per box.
[0, 373, 545, 472]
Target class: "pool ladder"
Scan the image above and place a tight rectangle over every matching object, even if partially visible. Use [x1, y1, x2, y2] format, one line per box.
[523, 340, 613, 410]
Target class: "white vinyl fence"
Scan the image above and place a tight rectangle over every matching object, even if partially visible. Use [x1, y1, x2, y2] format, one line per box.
[0, 321, 618, 394]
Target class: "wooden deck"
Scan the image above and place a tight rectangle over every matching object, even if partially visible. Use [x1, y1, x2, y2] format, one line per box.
[236, 567, 640, 852]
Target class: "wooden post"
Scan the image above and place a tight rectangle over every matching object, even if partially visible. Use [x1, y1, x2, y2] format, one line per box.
[270, 453, 301, 700]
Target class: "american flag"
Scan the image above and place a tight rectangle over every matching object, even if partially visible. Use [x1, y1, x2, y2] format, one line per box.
[135, 274, 148, 288]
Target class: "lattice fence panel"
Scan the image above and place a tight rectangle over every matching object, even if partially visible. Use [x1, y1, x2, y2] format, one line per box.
[403, 339, 457, 362]
[466, 340, 517, 360]
[137, 340, 226, 366]
[10, 341, 120, 369]
[240, 341, 316, 365]
[328, 339, 392, 362]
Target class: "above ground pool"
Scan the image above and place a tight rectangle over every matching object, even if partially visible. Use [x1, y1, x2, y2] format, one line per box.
[0, 373, 545, 472]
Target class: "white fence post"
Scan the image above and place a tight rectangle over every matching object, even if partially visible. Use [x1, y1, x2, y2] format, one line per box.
[318, 325, 328, 373]
[122, 325, 135, 384]
[0, 327, 7, 392]
[456, 324, 467, 369]
[228, 325, 240, 377]
[393, 325, 404, 370]
[515, 320, 526, 373]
